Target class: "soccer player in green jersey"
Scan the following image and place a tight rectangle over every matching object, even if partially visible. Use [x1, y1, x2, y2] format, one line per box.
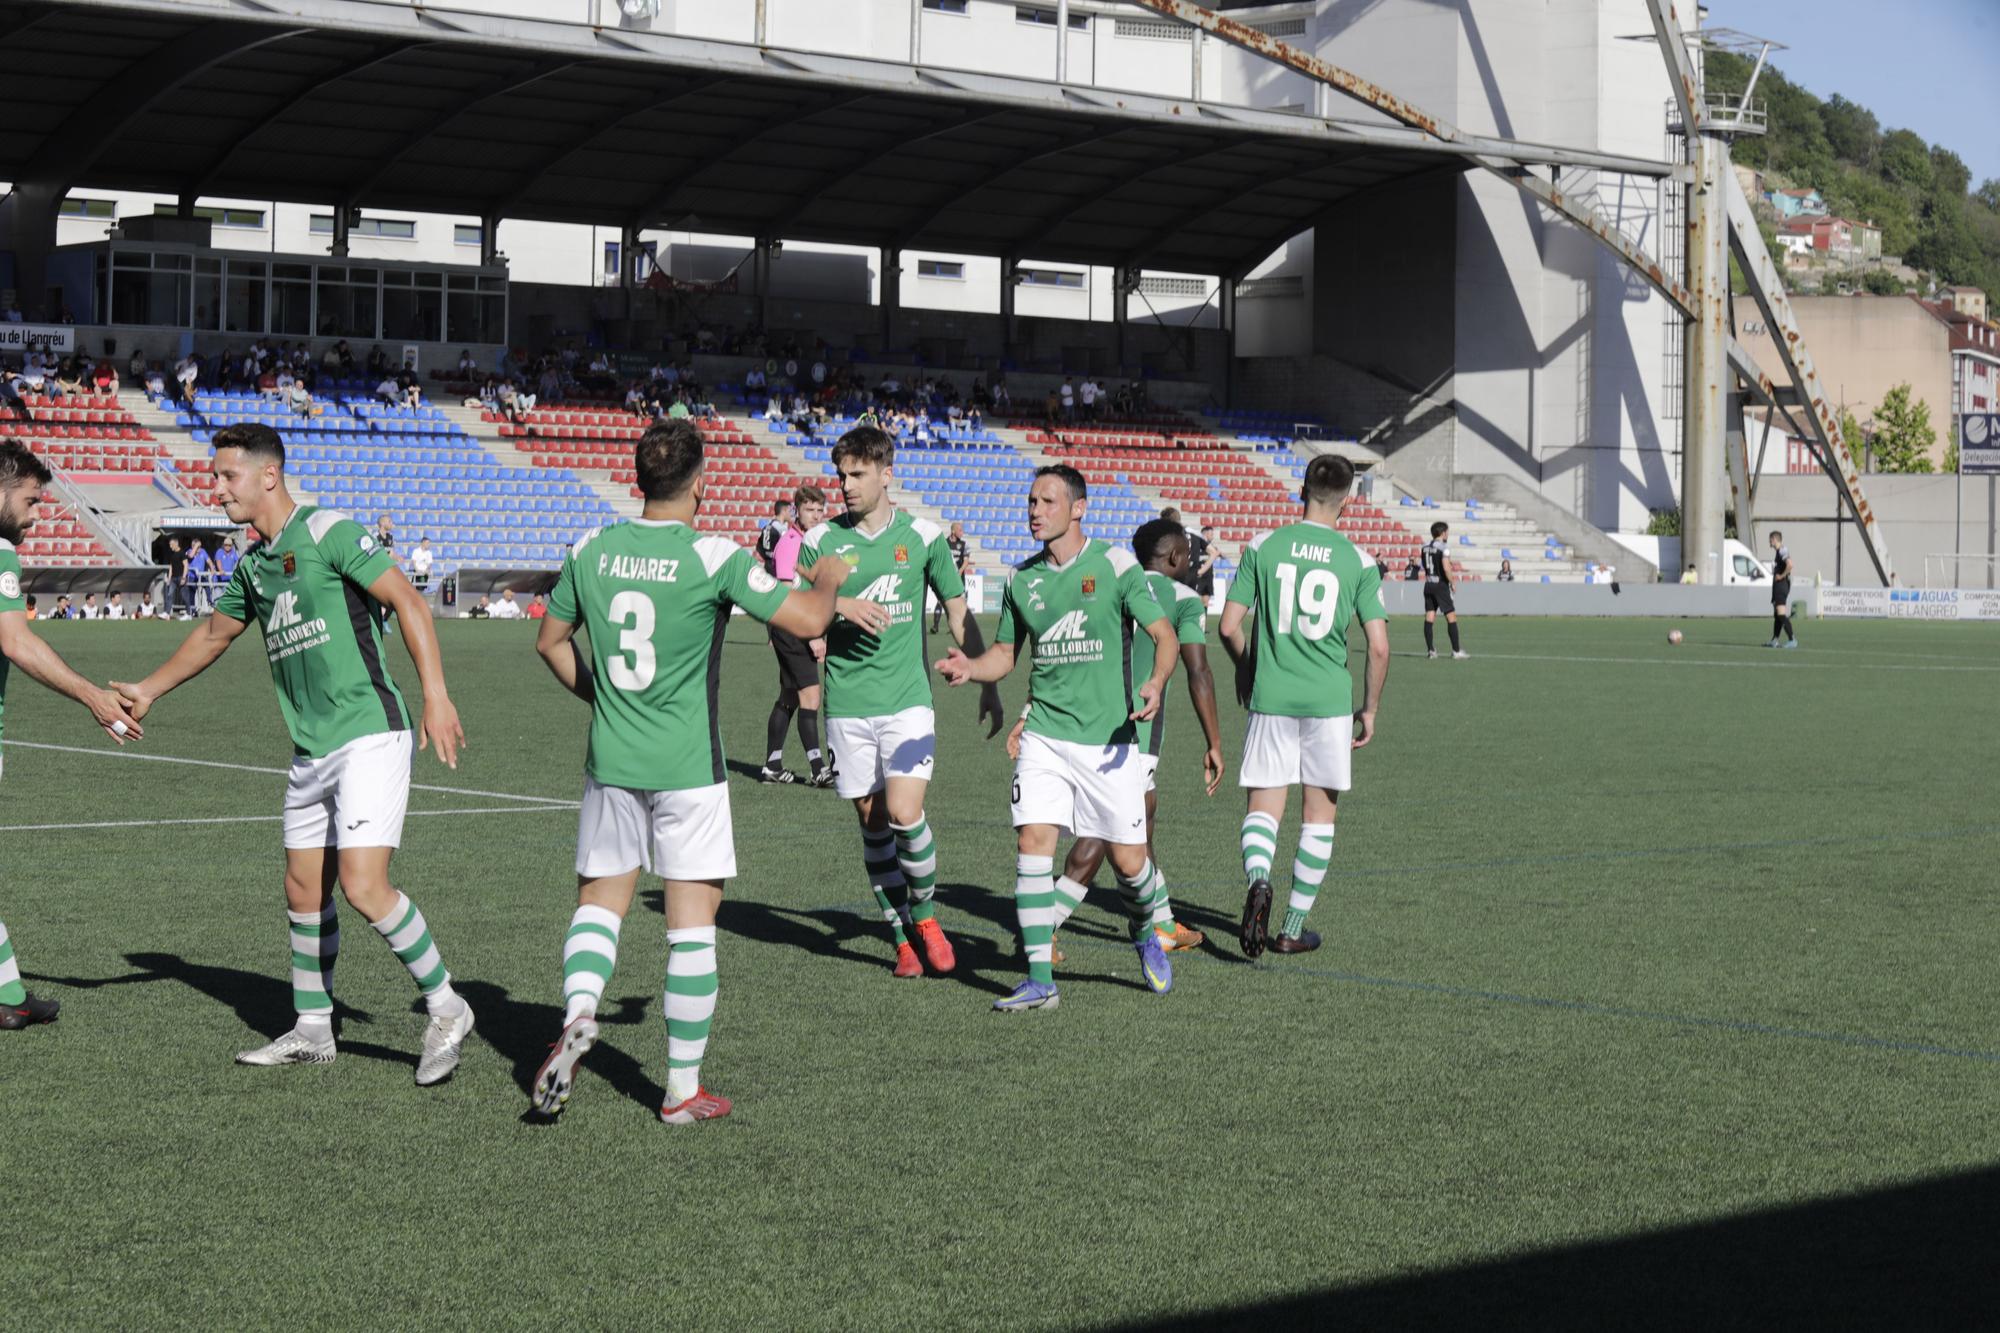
[802, 425, 1003, 980]
[1005, 516, 1224, 960]
[530, 420, 849, 1124]
[0, 441, 147, 1030]
[115, 424, 474, 1083]
[936, 465, 1181, 1012]
[1220, 453, 1390, 959]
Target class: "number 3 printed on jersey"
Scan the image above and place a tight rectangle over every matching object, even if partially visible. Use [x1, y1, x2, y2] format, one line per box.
[607, 589, 657, 689]
[1274, 564, 1339, 639]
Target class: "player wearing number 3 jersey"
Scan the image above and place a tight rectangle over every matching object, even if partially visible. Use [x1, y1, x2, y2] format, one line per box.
[1220, 453, 1390, 960]
[531, 420, 847, 1124]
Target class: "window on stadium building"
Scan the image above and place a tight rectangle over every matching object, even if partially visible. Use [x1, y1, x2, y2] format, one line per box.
[382, 268, 445, 342]
[917, 259, 965, 280]
[1018, 267, 1084, 288]
[270, 262, 313, 336]
[447, 272, 507, 345]
[455, 224, 483, 247]
[922, 0, 968, 12]
[60, 197, 116, 219]
[153, 204, 266, 229]
[1017, 5, 1089, 29]
[309, 214, 418, 240]
[315, 266, 380, 338]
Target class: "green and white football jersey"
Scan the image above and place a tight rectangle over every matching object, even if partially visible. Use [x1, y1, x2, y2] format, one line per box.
[998, 538, 1167, 748]
[799, 508, 965, 720]
[1141, 570, 1207, 757]
[549, 519, 791, 792]
[1226, 519, 1385, 718]
[213, 505, 409, 758]
[0, 540, 24, 741]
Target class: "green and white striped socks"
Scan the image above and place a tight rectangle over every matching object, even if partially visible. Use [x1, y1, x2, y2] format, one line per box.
[288, 903, 339, 1032]
[1241, 811, 1280, 885]
[563, 904, 621, 1025]
[0, 919, 24, 1007]
[372, 891, 462, 1017]
[890, 815, 939, 923]
[1051, 874, 1090, 929]
[861, 827, 910, 945]
[1115, 859, 1173, 941]
[1015, 853, 1057, 985]
[665, 926, 718, 1104]
[1281, 824, 1335, 937]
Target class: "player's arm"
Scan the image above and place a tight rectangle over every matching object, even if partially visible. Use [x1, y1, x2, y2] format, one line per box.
[1353, 618, 1390, 749]
[0, 611, 143, 743]
[935, 638, 1014, 685]
[1180, 641, 1225, 795]
[112, 608, 249, 721]
[1130, 614, 1178, 722]
[1219, 601, 1250, 662]
[364, 565, 463, 769]
[942, 597, 1004, 736]
[533, 614, 596, 704]
[767, 555, 848, 638]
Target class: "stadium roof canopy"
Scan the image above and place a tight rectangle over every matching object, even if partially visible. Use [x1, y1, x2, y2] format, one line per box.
[0, 0, 1673, 278]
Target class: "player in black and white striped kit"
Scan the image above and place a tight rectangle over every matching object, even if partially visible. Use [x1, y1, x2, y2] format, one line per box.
[1421, 521, 1467, 659]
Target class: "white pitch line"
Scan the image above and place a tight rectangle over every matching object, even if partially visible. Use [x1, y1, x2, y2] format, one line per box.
[1471, 651, 2000, 674]
[0, 806, 574, 834]
[0, 739, 582, 806]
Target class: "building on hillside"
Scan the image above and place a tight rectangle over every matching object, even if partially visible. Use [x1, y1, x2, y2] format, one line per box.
[1766, 187, 1828, 219]
[1777, 215, 1881, 259]
[1733, 295, 1953, 469]
[1775, 222, 1815, 257]
[1919, 298, 2000, 429]
[1944, 285, 1988, 322]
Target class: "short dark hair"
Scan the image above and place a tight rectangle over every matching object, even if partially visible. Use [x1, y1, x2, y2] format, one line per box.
[771, 499, 791, 515]
[1160, 506, 1183, 524]
[1770, 530, 1783, 541]
[1133, 517, 1186, 566]
[1430, 520, 1449, 538]
[0, 438, 52, 490]
[213, 421, 286, 467]
[634, 418, 705, 502]
[1302, 453, 1354, 506]
[1034, 464, 1087, 504]
[831, 424, 896, 470]
[793, 483, 827, 509]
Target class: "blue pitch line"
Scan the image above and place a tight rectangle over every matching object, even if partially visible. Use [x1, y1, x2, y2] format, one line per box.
[792, 897, 2000, 1065]
[1322, 819, 2000, 880]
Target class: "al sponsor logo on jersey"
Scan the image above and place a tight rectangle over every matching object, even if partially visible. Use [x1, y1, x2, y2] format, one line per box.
[853, 572, 913, 624]
[263, 587, 331, 663]
[1035, 607, 1104, 665]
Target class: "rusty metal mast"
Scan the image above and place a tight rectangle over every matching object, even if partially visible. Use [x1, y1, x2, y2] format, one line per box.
[1123, 0, 1891, 584]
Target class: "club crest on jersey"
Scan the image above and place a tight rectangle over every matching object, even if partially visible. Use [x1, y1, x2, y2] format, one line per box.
[1080, 575, 1097, 599]
[281, 552, 296, 578]
[893, 544, 909, 566]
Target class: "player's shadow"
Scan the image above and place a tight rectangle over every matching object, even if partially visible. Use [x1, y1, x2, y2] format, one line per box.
[29, 951, 414, 1068]
[450, 979, 663, 1121]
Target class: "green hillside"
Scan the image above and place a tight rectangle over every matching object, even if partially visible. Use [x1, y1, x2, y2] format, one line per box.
[1706, 49, 2000, 299]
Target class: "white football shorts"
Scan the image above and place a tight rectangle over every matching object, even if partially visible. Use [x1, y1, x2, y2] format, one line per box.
[283, 730, 413, 850]
[1010, 732, 1149, 844]
[576, 778, 737, 881]
[824, 705, 936, 800]
[1239, 712, 1353, 791]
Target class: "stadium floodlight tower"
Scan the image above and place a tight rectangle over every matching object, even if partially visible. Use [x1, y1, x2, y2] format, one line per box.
[1126, 0, 1891, 586]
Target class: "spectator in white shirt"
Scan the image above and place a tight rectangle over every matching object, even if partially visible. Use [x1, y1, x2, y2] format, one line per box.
[375, 376, 401, 405]
[489, 589, 524, 620]
[1080, 378, 1097, 419]
[410, 538, 434, 592]
[1059, 379, 1075, 420]
[174, 355, 199, 405]
[104, 592, 128, 620]
[79, 593, 101, 620]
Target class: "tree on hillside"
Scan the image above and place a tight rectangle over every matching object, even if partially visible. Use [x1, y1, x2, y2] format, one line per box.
[1821, 95, 1879, 167]
[1977, 179, 2000, 212]
[1836, 406, 1866, 459]
[1880, 129, 1933, 194]
[1869, 384, 1936, 473]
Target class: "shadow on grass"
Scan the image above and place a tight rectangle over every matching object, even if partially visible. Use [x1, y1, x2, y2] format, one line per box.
[716, 897, 1017, 997]
[1121, 1164, 2000, 1329]
[29, 951, 415, 1068]
[451, 979, 664, 1121]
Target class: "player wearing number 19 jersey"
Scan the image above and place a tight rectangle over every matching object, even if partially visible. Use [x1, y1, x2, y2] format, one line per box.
[117, 423, 474, 1083]
[800, 425, 1003, 980]
[1220, 453, 1390, 959]
[936, 465, 1181, 1012]
[530, 420, 846, 1124]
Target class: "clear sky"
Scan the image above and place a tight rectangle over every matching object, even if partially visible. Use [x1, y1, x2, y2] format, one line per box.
[1705, 0, 2000, 186]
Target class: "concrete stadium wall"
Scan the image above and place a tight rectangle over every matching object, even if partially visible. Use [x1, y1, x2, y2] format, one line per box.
[1751, 473, 2000, 589]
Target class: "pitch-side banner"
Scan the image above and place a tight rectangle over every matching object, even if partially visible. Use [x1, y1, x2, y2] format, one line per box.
[1962, 414, 2000, 476]
[1818, 587, 2000, 620]
[0, 323, 73, 353]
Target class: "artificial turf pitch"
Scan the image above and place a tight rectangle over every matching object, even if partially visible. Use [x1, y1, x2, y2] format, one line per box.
[3, 614, 1998, 1328]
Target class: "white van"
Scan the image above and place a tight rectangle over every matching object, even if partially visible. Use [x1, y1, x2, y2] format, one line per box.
[1720, 538, 1771, 586]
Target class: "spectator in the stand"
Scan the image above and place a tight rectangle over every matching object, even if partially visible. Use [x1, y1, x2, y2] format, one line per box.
[174, 353, 200, 405]
[321, 343, 342, 375]
[256, 365, 280, 398]
[54, 357, 90, 397]
[526, 593, 548, 621]
[1079, 377, 1097, 420]
[399, 374, 422, 410]
[410, 537, 434, 593]
[457, 349, 477, 376]
[1402, 554, 1423, 581]
[1060, 378, 1075, 420]
[184, 538, 212, 612]
[624, 382, 648, 417]
[137, 596, 158, 619]
[51, 595, 72, 621]
[105, 592, 128, 620]
[1497, 559, 1516, 582]
[468, 595, 492, 619]
[745, 364, 766, 396]
[216, 536, 241, 583]
[374, 374, 401, 406]
[91, 355, 118, 394]
[336, 340, 356, 372]
[285, 378, 313, 418]
[79, 593, 101, 620]
[1044, 387, 1061, 426]
[1680, 563, 1698, 585]
[489, 589, 523, 620]
[366, 344, 389, 379]
[128, 347, 147, 383]
[497, 380, 527, 424]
